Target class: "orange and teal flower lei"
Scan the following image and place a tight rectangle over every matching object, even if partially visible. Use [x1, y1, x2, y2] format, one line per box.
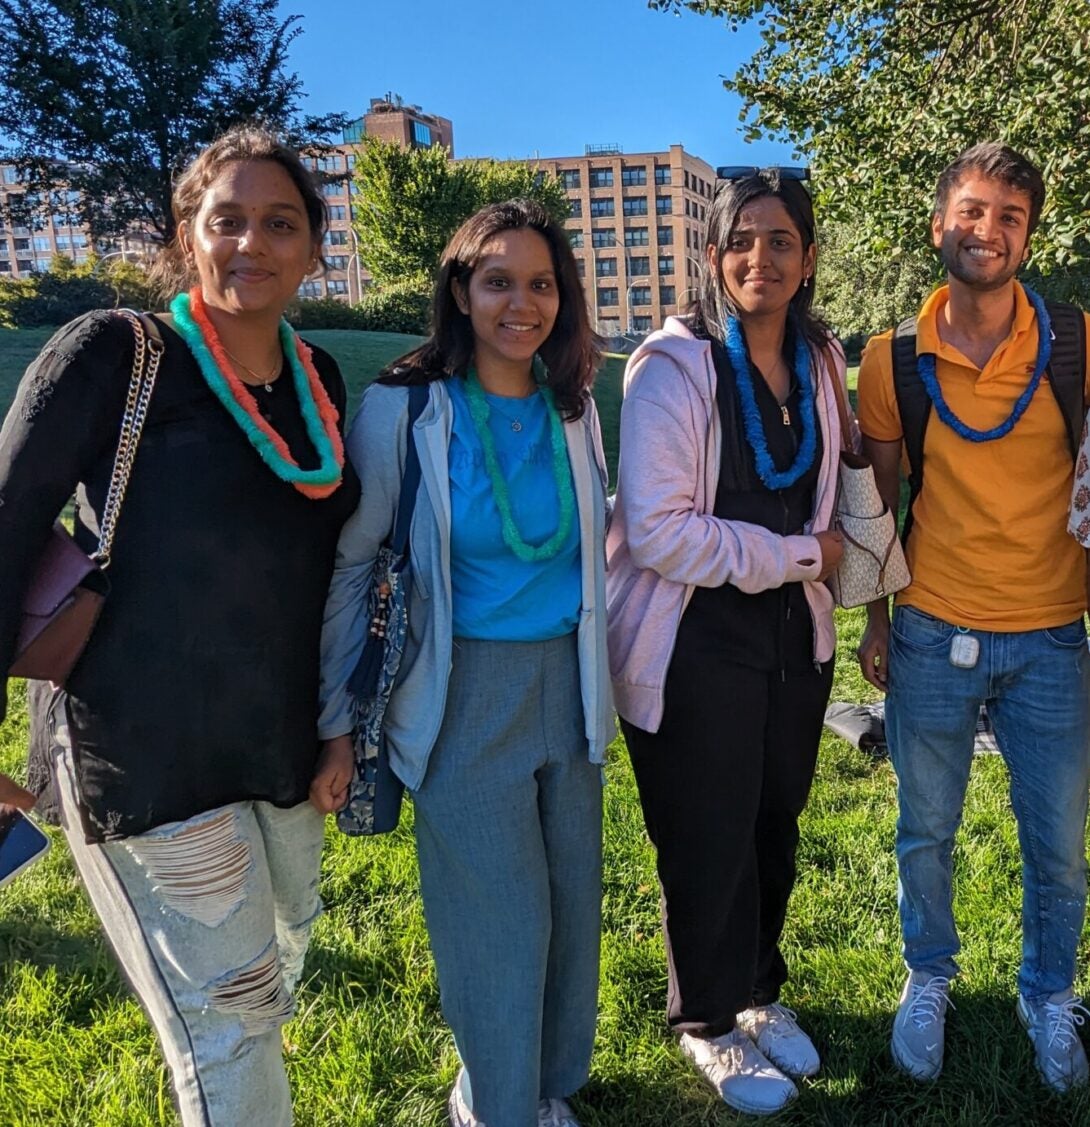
[171, 288, 344, 499]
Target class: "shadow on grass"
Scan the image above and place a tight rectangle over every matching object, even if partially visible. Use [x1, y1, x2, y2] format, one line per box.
[580, 992, 1090, 1126]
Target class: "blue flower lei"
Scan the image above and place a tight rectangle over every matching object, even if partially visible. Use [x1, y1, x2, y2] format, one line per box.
[724, 316, 817, 490]
[917, 286, 1051, 442]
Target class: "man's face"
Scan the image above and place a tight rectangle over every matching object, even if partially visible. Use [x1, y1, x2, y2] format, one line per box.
[932, 173, 1033, 291]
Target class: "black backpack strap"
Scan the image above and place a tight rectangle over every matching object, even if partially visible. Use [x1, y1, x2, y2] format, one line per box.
[389, 383, 429, 554]
[890, 316, 929, 546]
[1043, 299, 1086, 462]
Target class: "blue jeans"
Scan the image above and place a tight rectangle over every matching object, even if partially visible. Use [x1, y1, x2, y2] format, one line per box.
[412, 634, 603, 1127]
[887, 606, 1090, 1003]
[54, 749, 324, 1127]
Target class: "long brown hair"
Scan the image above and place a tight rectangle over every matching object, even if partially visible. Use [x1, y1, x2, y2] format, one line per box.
[381, 199, 602, 420]
[149, 125, 328, 301]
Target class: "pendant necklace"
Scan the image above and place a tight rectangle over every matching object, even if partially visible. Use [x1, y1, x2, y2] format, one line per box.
[917, 286, 1051, 443]
[171, 288, 344, 499]
[223, 346, 281, 393]
[723, 316, 817, 490]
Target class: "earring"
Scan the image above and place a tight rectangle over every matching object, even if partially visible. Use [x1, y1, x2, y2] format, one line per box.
[803, 276, 810, 288]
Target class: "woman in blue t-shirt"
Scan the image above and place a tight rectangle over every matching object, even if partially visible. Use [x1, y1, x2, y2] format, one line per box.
[315, 200, 612, 1127]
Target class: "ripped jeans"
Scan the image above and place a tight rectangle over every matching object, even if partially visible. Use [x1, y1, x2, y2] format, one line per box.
[53, 749, 324, 1127]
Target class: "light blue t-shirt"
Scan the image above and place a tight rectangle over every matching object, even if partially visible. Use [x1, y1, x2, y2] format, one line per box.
[447, 376, 581, 640]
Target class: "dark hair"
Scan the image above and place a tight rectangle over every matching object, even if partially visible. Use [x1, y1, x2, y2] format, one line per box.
[934, 142, 1045, 234]
[688, 170, 829, 350]
[380, 199, 602, 420]
[150, 125, 328, 300]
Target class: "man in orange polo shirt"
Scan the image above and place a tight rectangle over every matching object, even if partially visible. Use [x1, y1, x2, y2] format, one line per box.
[857, 142, 1090, 1093]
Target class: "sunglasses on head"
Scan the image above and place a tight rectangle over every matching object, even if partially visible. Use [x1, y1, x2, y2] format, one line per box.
[715, 165, 810, 182]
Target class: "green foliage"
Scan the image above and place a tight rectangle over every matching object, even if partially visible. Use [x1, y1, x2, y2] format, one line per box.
[0, 0, 347, 241]
[816, 222, 940, 338]
[352, 137, 571, 287]
[357, 273, 433, 336]
[650, 0, 1090, 281]
[0, 255, 157, 328]
[286, 298, 371, 332]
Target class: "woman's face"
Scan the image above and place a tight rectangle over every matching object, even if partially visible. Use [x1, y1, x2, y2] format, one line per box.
[179, 160, 318, 319]
[453, 227, 561, 375]
[710, 195, 815, 321]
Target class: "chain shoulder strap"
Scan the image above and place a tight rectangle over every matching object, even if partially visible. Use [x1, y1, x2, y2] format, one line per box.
[92, 310, 165, 569]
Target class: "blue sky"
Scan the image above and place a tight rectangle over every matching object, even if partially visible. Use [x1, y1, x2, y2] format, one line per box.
[277, 0, 795, 167]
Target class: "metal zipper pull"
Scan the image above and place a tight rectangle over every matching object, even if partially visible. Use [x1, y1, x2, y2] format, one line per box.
[781, 405, 791, 426]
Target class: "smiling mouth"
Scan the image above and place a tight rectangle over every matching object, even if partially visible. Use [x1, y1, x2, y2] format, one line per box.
[500, 322, 539, 332]
[965, 247, 1002, 260]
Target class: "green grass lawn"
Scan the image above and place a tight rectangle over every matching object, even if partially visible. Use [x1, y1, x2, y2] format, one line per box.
[1, 331, 1087, 1125]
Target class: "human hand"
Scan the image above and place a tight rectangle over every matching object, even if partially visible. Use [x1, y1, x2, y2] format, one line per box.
[858, 611, 891, 691]
[309, 735, 354, 815]
[813, 530, 845, 582]
[0, 771, 35, 812]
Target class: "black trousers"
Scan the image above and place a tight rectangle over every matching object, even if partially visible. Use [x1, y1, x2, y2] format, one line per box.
[621, 614, 833, 1039]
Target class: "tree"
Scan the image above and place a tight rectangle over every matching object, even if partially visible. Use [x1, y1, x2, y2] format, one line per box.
[0, 0, 347, 242]
[649, 0, 1090, 281]
[352, 137, 571, 287]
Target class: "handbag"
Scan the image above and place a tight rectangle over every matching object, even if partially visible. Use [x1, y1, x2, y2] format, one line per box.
[10, 310, 165, 683]
[336, 384, 429, 836]
[822, 345, 911, 609]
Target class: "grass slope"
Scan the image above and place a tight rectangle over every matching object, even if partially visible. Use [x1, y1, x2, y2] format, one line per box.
[0, 328, 1083, 1125]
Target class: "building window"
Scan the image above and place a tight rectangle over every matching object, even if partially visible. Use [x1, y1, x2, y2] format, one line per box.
[561, 169, 581, 189]
[33, 236, 52, 251]
[595, 256, 617, 277]
[622, 196, 647, 217]
[329, 206, 347, 221]
[699, 205, 705, 220]
[0, 261, 9, 273]
[2, 167, 18, 184]
[627, 256, 650, 276]
[13, 238, 29, 252]
[34, 256, 51, 271]
[630, 286, 652, 305]
[321, 182, 343, 198]
[570, 199, 583, 218]
[328, 255, 349, 271]
[657, 196, 673, 215]
[569, 229, 584, 248]
[597, 287, 618, 306]
[317, 155, 342, 172]
[576, 259, 585, 277]
[658, 255, 675, 275]
[589, 199, 614, 218]
[591, 229, 616, 248]
[325, 230, 348, 246]
[657, 226, 673, 245]
[412, 121, 432, 147]
[328, 279, 349, 295]
[698, 177, 705, 195]
[684, 199, 691, 217]
[684, 170, 690, 189]
[621, 165, 647, 186]
[298, 280, 322, 298]
[660, 285, 677, 305]
[346, 154, 356, 170]
[654, 165, 671, 185]
[624, 227, 649, 247]
[16, 259, 31, 272]
[633, 315, 653, 332]
[589, 168, 614, 188]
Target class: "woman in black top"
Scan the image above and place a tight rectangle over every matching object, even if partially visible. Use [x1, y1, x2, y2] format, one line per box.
[607, 171, 850, 1117]
[0, 127, 359, 1126]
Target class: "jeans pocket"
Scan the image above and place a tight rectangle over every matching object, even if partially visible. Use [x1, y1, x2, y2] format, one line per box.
[891, 606, 956, 652]
[1043, 619, 1088, 649]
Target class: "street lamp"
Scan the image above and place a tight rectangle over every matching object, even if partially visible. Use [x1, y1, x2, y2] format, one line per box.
[344, 226, 365, 304]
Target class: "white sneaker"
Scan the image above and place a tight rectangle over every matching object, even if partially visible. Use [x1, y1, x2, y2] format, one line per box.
[737, 1003, 821, 1078]
[448, 1069, 485, 1127]
[538, 1096, 580, 1126]
[891, 972, 953, 1081]
[680, 1027, 798, 1115]
[1017, 990, 1090, 1092]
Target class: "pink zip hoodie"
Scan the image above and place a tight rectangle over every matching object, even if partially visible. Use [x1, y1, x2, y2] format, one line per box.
[605, 316, 854, 733]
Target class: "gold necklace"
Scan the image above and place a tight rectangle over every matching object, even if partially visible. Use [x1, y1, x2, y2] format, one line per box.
[222, 346, 282, 392]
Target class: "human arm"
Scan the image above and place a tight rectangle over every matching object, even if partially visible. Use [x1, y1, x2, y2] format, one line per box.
[317, 384, 411, 744]
[0, 313, 130, 724]
[856, 436, 903, 690]
[616, 352, 825, 592]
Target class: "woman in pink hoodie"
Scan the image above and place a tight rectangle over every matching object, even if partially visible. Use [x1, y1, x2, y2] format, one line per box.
[606, 169, 853, 1117]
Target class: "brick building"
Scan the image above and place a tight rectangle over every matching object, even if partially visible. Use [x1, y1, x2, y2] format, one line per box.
[531, 143, 715, 335]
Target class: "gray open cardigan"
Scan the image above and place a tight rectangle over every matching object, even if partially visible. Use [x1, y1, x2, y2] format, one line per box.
[318, 378, 615, 791]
